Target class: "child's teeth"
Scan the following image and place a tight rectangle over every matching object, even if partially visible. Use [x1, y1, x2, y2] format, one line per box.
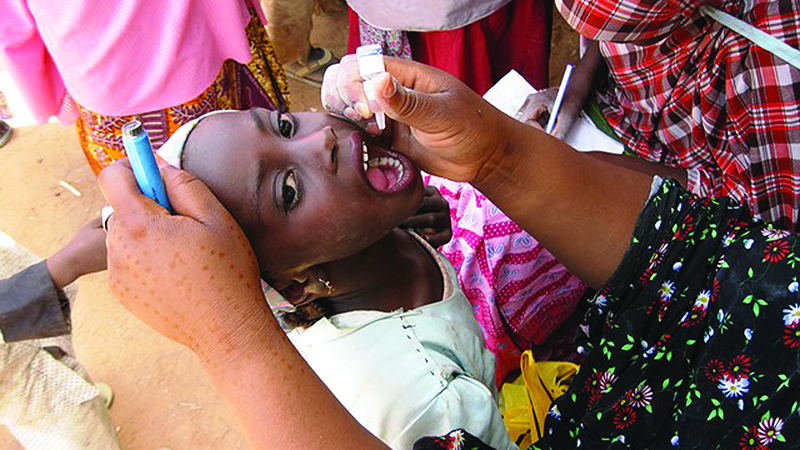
[362, 142, 369, 172]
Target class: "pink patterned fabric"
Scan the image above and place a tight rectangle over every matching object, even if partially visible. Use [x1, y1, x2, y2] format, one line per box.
[425, 175, 588, 385]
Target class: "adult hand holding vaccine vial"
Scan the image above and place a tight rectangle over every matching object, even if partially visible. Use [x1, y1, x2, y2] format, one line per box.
[356, 44, 387, 130]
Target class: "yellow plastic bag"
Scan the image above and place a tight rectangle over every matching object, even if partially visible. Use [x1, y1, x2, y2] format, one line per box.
[499, 351, 578, 447]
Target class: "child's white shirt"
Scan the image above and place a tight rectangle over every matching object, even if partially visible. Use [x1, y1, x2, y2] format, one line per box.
[287, 235, 516, 450]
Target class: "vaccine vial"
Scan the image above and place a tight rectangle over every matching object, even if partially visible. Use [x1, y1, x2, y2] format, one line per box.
[356, 44, 387, 130]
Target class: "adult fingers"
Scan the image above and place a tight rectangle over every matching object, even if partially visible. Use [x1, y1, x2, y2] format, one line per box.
[400, 212, 450, 230]
[322, 56, 457, 137]
[414, 228, 452, 248]
[381, 57, 452, 95]
[98, 160, 168, 219]
[516, 90, 556, 123]
[551, 100, 582, 140]
[373, 72, 449, 134]
[336, 55, 373, 119]
[321, 63, 361, 122]
[157, 164, 235, 227]
[523, 105, 548, 131]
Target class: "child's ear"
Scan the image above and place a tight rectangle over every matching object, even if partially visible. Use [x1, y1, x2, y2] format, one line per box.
[274, 267, 333, 305]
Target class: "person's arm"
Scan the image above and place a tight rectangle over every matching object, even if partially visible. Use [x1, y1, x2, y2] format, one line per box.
[98, 160, 389, 450]
[45, 217, 107, 291]
[471, 117, 651, 288]
[0, 218, 106, 342]
[0, 260, 70, 342]
[585, 151, 688, 187]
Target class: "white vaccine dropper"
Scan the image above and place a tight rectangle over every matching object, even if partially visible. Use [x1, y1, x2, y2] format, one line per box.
[356, 44, 387, 130]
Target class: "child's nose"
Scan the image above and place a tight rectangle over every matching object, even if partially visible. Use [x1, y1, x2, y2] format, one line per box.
[291, 126, 339, 174]
[311, 126, 338, 174]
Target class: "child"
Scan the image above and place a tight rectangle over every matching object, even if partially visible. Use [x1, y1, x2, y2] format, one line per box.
[0, 218, 120, 449]
[156, 109, 517, 450]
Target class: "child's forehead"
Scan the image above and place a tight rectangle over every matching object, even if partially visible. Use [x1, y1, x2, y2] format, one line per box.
[159, 110, 239, 169]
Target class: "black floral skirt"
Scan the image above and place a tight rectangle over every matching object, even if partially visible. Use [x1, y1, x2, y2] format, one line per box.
[415, 179, 800, 450]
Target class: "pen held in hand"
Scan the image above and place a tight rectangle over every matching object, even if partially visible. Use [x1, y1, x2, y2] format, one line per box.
[122, 120, 174, 213]
[545, 64, 574, 135]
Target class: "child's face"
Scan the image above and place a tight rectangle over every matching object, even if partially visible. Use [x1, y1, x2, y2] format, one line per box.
[183, 109, 424, 278]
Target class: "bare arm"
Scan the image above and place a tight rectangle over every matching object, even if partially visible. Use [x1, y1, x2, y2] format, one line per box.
[585, 151, 688, 187]
[473, 118, 652, 288]
[99, 161, 388, 450]
[46, 217, 107, 289]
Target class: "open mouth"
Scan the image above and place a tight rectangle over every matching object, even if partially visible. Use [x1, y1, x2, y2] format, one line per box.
[358, 136, 414, 193]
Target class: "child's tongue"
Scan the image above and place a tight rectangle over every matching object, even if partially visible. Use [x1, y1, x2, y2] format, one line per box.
[366, 166, 398, 191]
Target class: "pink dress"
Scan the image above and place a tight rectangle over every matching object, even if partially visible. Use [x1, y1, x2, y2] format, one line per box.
[425, 175, 588, 385]
[0, 0, 261, 124]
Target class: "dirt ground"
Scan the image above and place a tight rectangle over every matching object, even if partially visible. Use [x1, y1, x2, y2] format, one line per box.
[0, 8, 577, 450]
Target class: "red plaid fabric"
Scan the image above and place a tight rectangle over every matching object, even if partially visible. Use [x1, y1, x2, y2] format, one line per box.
[556, 0, 800, 230]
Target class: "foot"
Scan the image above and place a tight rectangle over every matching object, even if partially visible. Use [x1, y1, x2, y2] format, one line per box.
[0, 120, 12, 148]
[283, 47, 339, 88]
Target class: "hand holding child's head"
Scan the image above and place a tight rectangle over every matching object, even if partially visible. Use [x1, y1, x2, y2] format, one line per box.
[99, 160, 266, 359]
[400, 186, 452, 248]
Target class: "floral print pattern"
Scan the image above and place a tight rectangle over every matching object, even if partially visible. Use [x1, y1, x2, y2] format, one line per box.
[415, 180, 799, 449]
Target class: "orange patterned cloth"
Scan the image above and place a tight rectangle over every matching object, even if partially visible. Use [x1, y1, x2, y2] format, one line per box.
[75, 8, 289, 174]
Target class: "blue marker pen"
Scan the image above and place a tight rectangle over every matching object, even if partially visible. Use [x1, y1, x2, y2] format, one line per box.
[122, 120, 173, 213]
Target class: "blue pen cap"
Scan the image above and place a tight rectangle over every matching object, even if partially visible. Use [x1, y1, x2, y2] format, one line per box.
[122, 120, 173, 212]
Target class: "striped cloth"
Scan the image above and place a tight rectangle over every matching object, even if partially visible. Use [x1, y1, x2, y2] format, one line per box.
[556, 0, 800, 230]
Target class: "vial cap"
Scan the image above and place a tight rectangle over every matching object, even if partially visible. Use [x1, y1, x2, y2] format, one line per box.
[122, 120, 145, 138]
[356, 44, 385, 79]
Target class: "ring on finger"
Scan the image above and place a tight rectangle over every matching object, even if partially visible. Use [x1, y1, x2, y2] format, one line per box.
[101, 205, 115, 232]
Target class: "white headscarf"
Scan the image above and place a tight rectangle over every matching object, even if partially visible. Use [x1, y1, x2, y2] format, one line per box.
[156, 110, 236, 168]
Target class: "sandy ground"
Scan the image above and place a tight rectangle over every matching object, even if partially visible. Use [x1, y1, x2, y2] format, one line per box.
[0, 7, 577, 449]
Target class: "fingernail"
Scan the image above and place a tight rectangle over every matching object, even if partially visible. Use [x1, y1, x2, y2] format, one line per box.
[377, 73, 396, 97]
[355, 102, 371, 118]
[344, 107, 361, 121]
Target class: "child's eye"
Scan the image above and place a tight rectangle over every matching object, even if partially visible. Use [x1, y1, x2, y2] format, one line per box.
[273, 112, 297, 138]
[282, 171, 300, 212]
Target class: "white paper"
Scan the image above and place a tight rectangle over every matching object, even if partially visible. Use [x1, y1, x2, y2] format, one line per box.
[483, 70, 624, 155]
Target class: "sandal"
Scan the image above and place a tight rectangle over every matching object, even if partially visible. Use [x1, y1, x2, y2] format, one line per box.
[283, 47, 339, 88]
[94, 382, 114, 409]
[0, 120, 11, 148]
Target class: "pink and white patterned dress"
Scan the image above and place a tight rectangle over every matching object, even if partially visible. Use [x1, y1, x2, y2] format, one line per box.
[425, 175, 588, 385]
